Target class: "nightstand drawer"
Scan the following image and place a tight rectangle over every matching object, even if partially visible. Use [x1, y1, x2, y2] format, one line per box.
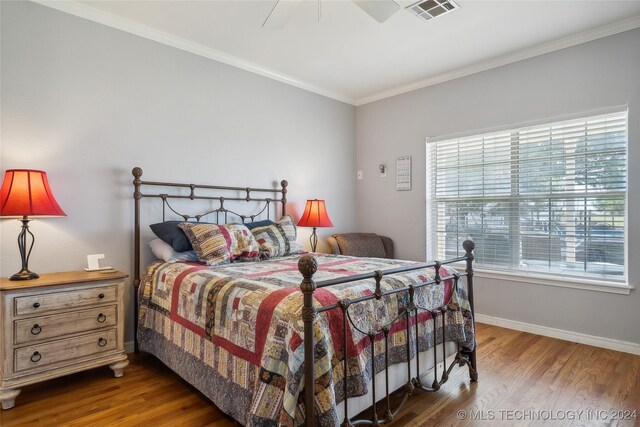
[14, 329, 118, 372]
[14, 285, 116, 316]
[14, 305, 117, 345]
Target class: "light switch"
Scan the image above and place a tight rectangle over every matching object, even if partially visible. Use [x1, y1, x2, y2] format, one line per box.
[357, 170, 363, 180]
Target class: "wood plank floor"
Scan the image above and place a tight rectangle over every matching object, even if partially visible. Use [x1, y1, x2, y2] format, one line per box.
[1, 324, 638, 426]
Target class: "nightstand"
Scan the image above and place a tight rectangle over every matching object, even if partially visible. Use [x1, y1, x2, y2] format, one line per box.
[0, 270, 129, 409]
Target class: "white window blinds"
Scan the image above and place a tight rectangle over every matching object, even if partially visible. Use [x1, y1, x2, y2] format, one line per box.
[427, 111, 627, 282]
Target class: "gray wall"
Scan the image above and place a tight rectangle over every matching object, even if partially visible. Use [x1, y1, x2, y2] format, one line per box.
[2, 0, 638, 348]
[356, 29, 640, 345]
[0, 1, 356, 342]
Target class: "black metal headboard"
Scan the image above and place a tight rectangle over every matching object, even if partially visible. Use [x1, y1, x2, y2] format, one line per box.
[131, 166, 288, 350]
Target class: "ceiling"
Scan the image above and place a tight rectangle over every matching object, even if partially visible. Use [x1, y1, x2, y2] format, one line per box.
[39, 1, 640, 105]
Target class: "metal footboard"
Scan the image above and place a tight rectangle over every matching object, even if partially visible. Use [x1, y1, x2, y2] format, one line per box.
[299, 240, 477, 426]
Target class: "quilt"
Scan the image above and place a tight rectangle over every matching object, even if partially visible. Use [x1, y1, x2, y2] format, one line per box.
[138, 253, 475, 426]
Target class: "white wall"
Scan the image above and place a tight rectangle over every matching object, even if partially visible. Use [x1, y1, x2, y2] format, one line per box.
[356, 29, 640, 345]
[0, 1, 356, 342]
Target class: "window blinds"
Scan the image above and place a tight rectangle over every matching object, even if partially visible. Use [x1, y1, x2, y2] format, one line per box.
[427, 111, 627, 282]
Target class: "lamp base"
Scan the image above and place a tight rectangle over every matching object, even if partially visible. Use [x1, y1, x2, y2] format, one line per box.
[309, 227, 318, 252]
[10, 269, 39, 281]
[11, 217, 40, 281]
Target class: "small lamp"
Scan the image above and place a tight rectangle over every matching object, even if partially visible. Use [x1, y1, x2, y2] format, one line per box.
[297, 199, 333, 252]
[0, 170, 66, 280]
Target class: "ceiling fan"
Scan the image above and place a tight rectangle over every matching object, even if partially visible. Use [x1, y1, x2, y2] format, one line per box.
[262, 0, 401, 28]
[262, 0, 460, 28]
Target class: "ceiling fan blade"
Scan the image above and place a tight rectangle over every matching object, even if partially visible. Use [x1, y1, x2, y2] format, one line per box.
[353, 0, 400, 23]
[262, 0, 303, 29]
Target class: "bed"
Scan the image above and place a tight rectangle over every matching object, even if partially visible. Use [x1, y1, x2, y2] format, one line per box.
[132, 167, 478, 426]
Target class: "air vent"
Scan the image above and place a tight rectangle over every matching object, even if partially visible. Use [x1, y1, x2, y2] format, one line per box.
[406, 0, 459, 21]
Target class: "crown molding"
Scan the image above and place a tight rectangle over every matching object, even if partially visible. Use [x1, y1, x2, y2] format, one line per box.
[355, 14, 640, 106]
[29, 2, 640, 108]
[31, 0, 356, 105]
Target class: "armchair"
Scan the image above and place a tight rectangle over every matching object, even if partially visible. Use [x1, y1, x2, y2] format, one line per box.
[327, 233, 394, 259]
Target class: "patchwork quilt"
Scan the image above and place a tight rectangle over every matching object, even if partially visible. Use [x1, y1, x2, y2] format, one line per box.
[138, 254, 475, 426]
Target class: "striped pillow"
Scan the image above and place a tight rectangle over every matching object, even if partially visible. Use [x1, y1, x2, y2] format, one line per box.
[251, 215, 303, 259]
[278, 215, 303, 254]
[179, 223, 260, 266]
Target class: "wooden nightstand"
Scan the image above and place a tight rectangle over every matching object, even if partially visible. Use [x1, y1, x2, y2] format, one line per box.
[0, 270, 129, 409]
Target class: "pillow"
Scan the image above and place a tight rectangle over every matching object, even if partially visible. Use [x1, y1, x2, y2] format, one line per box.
[149, 221, 199, 253]
[250, 225, 287, 258]
[250, 215, 303, 259]
[245, 219, 274, 230]
[179, 222, 260, 266]
[148, 239, 198, 263]
[277, 215, 303, 253]
[151, 219, 269, 251]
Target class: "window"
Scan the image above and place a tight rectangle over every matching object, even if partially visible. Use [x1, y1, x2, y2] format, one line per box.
[427, 111, 627, 283]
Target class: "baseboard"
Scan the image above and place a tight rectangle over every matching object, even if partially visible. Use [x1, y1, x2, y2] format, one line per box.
[475, 313, 640, 356]
[125, 340, 135, 354]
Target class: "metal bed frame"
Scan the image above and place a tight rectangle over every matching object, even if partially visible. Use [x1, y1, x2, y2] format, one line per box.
[131, 167, 478, 426]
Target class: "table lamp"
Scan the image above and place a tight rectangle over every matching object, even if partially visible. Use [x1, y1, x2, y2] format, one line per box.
[0, 169, 66, 280]
[297, 199, 333, 252]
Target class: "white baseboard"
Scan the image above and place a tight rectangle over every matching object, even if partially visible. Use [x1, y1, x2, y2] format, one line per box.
[125, 341, 135, 354]
[475, 313, 640, 356]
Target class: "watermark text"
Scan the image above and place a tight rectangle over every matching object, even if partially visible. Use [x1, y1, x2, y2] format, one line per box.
[456, 409, 637, 422]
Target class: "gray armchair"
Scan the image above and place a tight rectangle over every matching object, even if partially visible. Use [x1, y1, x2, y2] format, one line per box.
[327, 233, 394, 259]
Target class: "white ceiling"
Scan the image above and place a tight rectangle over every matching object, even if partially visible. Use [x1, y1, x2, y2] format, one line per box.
[39, 1, 640, 105]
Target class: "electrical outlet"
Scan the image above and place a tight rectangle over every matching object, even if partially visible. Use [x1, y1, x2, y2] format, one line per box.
[357, 170, 363, 180]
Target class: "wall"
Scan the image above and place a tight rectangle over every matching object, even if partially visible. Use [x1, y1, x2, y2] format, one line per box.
[356, 29, 640, 345]
[3, 0, 638, 350]
[0, 1, 356, 342]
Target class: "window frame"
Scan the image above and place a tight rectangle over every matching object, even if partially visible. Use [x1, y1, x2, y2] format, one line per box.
[426, 107, 631, 293]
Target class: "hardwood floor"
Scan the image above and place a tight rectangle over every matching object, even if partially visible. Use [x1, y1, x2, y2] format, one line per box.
[1, 324, 638, 426]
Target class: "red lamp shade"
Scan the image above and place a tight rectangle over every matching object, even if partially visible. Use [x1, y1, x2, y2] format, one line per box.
[297, 199, 333, 228]
[0, 169, 66, 217]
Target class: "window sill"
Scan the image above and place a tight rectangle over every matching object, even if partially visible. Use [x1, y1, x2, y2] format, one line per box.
[451, 263, 633, 295]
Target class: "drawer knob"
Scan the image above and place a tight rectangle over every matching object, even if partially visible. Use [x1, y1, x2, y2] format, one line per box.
[98, 338, 108, 347]
[31, 351, 41, 363]
[33, 302, 41, 308]
[97, 313, 107, 323]
[98, 293, 105, 299]
[31, 324, 42, 335]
